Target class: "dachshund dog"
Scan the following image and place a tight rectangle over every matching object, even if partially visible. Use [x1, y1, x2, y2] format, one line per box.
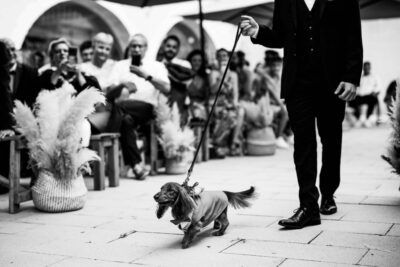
[153, 182, 255, 249]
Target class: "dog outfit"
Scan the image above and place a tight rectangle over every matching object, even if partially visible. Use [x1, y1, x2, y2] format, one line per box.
[171, 191, 229, 232]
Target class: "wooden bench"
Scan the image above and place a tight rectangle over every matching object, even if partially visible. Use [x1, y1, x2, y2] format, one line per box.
[89, 133, 120, 190]
[0, 136, 33, 214]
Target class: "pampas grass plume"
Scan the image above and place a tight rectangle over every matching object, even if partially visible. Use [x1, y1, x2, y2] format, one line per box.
[383, 80, 400, 174]
[13, 85, 105, 180]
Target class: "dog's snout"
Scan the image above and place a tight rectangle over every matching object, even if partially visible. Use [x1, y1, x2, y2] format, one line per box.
[154, 192, 160, 201]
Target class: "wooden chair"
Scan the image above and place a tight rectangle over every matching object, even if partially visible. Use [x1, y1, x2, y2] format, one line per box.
[0, 136, 32, 214]
[189, 121, 209, 162]
[89, 133, 120, 190]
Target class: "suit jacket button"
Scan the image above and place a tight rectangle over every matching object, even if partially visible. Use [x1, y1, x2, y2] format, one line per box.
[293, 53, 296, 57]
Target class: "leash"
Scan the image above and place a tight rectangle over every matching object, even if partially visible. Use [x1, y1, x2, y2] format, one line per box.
[182, 24, 243, 190]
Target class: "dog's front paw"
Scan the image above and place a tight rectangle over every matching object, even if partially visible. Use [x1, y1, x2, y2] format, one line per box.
[212, 231, 225, 236]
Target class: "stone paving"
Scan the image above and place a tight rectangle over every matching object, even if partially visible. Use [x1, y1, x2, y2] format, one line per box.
[1, 126, 400, 267]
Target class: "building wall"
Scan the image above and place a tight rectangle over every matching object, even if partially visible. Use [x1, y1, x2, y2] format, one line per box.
[0, 0, 130, 62]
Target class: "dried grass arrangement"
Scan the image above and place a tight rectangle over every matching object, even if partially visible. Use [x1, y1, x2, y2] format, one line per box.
[155, 96, 195, 161]
[13, 84, 105, 211]
[382, 80, 400, 179]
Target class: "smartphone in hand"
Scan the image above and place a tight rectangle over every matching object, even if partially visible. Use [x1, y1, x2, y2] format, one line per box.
[131, 54, 141, 66]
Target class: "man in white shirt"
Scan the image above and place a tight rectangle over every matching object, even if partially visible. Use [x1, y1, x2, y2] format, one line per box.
[111, 34, 170, 105]
[350, 61, 380, 127]
[108, 34, 170, 179]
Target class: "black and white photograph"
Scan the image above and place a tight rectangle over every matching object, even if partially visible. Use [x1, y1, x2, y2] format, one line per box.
[1, 0, 400, 266]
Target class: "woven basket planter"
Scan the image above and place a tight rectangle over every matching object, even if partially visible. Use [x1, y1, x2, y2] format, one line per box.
[32, 171, 87, 212]
[245, 127, 276, 156]
[165, 150, 194, 175]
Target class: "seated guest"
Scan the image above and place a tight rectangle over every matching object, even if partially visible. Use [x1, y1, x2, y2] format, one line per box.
[80, 33, 117, 92]
[0, 38, 41, 189]
[255, 50, 292, 148]
[79, 40, 93, 63]
[209, 48, 241, 157]
[230, 51, 253, 101]
[0, 38, 41, 108]
[40, 38, 99, 92]
[159, 35, 191, 68]
[238, 72, 273, 133]
[80, 32, 144, 179]
[108, 34, 170, 179]
[349, 61, 380, 127]
[159, 35, 193, 124]
[186, 49, 209, 122]
[0, 41, 14, 194]
[29, 51, 45, 69]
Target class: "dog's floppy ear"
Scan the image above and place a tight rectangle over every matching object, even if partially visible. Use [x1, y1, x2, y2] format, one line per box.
[174, 185, 196, 217]
[156, 205, 169, 219]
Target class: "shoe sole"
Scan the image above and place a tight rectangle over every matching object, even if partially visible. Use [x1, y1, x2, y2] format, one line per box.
[320, 208, 337, 215]
[278, 219, 321, 229]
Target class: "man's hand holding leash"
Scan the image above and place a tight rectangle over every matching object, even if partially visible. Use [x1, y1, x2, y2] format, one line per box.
[240, 15, 259, 38]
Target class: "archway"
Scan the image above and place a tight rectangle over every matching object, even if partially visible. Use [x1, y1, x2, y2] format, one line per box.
[21, 0, 129, 64]
[156, 20, 216, 64]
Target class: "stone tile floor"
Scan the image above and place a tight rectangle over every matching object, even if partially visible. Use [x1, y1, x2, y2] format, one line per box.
[1, 126, 399, 266]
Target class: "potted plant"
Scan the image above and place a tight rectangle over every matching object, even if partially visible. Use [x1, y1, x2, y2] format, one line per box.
[382, 79, 400, 191]
[156, 97, 195, 174]
[13, 84, 104, 212]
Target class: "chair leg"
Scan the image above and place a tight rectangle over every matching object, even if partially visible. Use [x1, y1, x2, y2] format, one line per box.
[150, 122, 158, 176]
[93, 141, 106, 191]
[194, 127, 202, 163]
[9, 140, 20, 214]
[202, 127, 210, 161]
[108, 138, 120, 187]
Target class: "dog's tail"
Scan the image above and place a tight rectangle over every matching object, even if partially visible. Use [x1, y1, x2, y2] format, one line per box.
[223, 187, 256, 209]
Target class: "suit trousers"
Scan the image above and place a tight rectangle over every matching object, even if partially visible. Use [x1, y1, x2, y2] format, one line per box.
[285, 82, 346, 211]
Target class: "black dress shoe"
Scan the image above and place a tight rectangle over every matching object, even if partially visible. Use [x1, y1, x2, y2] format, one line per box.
[320, 196, 337, 215]
[278, 207, 321, 229]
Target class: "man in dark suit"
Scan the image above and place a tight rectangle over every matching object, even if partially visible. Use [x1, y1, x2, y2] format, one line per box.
[0, 38, 41, 107]
[0, 41, 15, 193]
[240, 0, 363, 229]
[0, 38, 41, 191]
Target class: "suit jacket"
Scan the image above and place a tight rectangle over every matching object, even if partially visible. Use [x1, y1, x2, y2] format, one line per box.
[252, 0, 363, 99]
[0, 80, 14, 130]
[12, 63, 41, 107]
[0, 42, 14, 130]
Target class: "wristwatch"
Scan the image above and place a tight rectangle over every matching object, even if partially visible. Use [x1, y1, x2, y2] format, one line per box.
[145, 75, 153, 82]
